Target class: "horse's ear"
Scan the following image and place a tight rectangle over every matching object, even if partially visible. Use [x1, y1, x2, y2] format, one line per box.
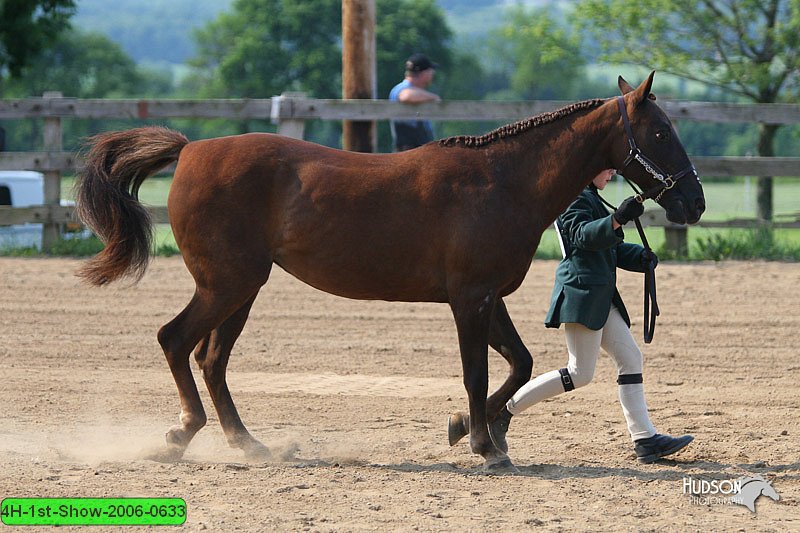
[632, 71, 657, 104]
[618, 76, 635, 95]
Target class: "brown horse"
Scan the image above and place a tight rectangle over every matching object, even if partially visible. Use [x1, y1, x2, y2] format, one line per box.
[75, 73, 704, 472]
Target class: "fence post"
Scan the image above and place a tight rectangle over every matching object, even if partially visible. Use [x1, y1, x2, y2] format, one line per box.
[342, 0, 377, 152]
[42, 91, 63, 251]
[271, 92, 306, 139]
[664, 225, 688, 256]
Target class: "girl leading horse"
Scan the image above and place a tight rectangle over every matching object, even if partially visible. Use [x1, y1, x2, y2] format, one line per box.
[75, 73, 705, 472]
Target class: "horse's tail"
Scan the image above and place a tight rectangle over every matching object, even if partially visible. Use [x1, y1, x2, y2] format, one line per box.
[75, 126, 189, 286]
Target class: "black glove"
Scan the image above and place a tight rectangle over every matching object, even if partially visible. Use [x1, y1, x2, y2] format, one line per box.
[613, 196, 644, 225]
[641, 249, 659, 270]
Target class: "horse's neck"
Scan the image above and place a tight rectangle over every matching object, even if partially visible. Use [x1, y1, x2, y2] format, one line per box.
[493, 103, 617, 229]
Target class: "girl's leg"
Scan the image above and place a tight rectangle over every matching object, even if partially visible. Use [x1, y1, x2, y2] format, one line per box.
[506, 322, 602, 415]
[600, 306, 656, 441]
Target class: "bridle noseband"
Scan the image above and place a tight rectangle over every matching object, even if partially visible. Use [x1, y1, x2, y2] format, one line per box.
[615, 96, 697, 204]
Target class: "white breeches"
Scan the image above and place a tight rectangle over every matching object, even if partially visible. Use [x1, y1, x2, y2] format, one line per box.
[506, 306, 656, 440]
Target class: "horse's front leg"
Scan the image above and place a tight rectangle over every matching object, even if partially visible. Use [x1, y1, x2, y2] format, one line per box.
[448, 298, 534, 453]
[487, 298, 533, 417]
[450, 290, 517, 473]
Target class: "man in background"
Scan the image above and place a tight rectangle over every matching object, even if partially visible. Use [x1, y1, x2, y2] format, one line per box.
[389, 53, 440, 151]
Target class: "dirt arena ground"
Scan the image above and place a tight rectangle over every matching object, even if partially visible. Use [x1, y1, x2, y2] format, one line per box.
[1, 257, 798, 531]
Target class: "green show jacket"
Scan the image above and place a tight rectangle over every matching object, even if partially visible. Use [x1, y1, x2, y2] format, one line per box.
[545, 186, 646, 331]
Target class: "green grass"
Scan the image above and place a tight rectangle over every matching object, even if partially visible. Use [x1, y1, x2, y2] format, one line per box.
[0, 233, 179, 257]
[60, 175, 173, 206]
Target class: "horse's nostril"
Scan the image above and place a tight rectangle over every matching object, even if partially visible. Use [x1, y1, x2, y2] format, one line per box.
[695, 197, 706, 213]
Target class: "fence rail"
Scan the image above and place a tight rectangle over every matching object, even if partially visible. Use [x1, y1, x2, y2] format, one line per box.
[2, 94, 799, 250]
[5, 95, 800, 124]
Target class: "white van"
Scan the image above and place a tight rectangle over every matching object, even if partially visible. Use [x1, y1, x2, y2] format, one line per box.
[0, 171, 53, 248]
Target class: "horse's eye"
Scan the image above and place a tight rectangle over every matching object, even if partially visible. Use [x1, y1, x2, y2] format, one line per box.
[655, 130, 670, 142]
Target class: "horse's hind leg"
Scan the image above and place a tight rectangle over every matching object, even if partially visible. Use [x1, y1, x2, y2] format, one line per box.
[154, 285, 261, 461]
[194, 292, 270, 460]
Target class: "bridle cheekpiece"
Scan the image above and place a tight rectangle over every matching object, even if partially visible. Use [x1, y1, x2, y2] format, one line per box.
[615, 96, 697, 204]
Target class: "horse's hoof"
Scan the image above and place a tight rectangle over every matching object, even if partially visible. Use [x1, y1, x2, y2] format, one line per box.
[243, 441, 272, 462]
[483, 457, 519, 475]
[165, 425, 192, 448]
[448, 412, 470, 446]
[144, 444, 186, 463]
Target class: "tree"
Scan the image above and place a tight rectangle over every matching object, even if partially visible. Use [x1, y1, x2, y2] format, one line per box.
[375, 0, 453, 98]
[0, 0, 76, 79]
[189, 0, 454, 99]
[185, 0, 455, 148]
[575, 0, 800, 221]
[187, 0, 342, 98]
[3, 30, 147, 99]
[484, 6, 585, 101]
[2, 29, 162, 151]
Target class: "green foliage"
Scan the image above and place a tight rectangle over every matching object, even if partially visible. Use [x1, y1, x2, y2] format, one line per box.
[0, 235, 102, 257]
[0, 235, 181, 257]
[154, 242, 180, 256]
[185, 0, 455, 148]
[0, 245, 39, 257]
[375, 0, 453, 97]
[186, 0, 342, 98]
[533, 242, 564, 260]
[3, 29, 145, 99]
[485, 6, 585, 100]
[0, 0, 76, 79]
[47, 234, 105, 256]
[574, 0, 800, 104]
[689, 226, 800, 261]
[187, 0, 454, 101]
[1, 28, 170, 152]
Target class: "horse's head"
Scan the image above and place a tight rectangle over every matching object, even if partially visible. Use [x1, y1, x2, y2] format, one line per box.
[757, 478, 780, 502]
[612, 72, 705, 225]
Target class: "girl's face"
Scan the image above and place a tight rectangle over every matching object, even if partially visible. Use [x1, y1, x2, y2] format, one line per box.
[592, 169, 617, 190]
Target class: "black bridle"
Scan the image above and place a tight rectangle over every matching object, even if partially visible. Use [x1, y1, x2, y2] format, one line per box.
[599, 97, 698, 344]
[615, 96, 698, 204]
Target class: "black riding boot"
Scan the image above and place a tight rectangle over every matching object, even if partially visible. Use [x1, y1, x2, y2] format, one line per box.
[489, 407, 513, 453]
[634, 433, 694, 464]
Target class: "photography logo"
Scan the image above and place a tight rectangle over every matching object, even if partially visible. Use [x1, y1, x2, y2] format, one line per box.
[683, 475, 780, 513]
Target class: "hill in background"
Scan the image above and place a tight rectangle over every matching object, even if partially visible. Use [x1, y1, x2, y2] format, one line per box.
[73, 0, 233, 66]
[73, 0, 557, 66]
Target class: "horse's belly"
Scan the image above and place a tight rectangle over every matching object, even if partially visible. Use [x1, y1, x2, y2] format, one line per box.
[274, 249, 448, 303]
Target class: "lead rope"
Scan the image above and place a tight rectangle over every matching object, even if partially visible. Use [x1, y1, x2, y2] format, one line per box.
[597, 193, 660, 344]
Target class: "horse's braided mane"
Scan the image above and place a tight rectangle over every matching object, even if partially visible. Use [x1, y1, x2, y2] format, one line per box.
[438, 98, 607, 148]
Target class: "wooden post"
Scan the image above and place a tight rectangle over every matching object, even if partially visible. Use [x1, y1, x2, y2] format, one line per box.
[271, 92, 306, 139]
[664, 225, 688, 257]
[342, 0, 376, 152]
[42, 91, 63, 251]
[756, 123, 778, 222]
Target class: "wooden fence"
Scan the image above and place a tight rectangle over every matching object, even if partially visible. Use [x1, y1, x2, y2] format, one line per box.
[2, 92, 799, 251]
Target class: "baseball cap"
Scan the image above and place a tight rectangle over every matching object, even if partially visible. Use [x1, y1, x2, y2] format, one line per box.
[405, 53, 439, 72]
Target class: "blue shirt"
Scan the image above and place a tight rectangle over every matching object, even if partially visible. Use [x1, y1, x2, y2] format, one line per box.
[389, 80, 434, 149]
